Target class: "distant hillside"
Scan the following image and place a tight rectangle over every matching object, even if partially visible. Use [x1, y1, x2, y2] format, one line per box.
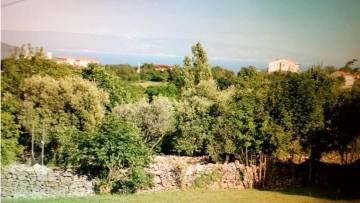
[1, 42, 16, 59]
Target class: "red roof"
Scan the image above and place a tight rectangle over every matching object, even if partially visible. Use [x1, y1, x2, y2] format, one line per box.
[154, 64, 172, 68]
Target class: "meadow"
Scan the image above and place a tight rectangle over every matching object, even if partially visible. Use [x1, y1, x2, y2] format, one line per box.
[3, 188, 359, 203]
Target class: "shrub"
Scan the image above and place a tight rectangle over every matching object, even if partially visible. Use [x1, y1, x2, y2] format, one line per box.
[114, 97, 176, 151]
[140, 63, 169, 81]
[82, 64, 143, 108]
[145, 83, 179, 100]
[76, 114, 152, 193]
[105, 64, 140, 81]
[18, 75, 109, 164]
[174, 163, 187, 189]
[1, 112, 23, 166]
[191, 169, 222, 189]
[119, 167, 153, 193]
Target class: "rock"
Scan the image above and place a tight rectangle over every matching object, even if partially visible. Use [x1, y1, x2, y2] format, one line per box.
[141, 155, 259, 192]
[1, 164, 94, 199]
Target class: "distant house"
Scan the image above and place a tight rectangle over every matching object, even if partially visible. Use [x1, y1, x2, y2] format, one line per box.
[54, 56, 98, 67]
[331, 70, 355, 88]
[153, 64, 173, 72]
[268, 59, 300, 73]
[46, 52, 53, 59]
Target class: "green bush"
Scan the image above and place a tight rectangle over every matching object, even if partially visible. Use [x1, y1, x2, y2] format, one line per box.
[120, 167, 153, 193]
[105, 64, 140, 81]
[140, 63, 169, 81]
[82, 64, 143, 108]
[114, 96, 176, 151]
[18, 75, 108, 164]
[1, 112, 23, 166]
[145, 83, 179, 99]
[75, 114, 152, 193]
[174, 163, 187, 189]
[191, 169, 222, 189]
[1, 53, 79, 95]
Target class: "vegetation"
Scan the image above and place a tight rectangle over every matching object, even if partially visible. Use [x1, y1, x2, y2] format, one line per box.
[145, 83, 179, 100]
[82, 64, 143, 108]
[114, 96, 176, 151]
[140, 63, 169, 82]
[18, 75, 108, 164]
[191, 169, 222, 189]
[72, 114, 152, 193]
[211, 66, 236, 90]
[105, 64, 140, 81]
[2, 188, 357, 203]
[1, 43, 359, 194]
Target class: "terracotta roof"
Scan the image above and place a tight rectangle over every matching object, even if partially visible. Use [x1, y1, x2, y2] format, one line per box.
[154, 64, 173, 68]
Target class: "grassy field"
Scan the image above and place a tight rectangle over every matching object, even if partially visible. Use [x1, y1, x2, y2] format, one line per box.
[133, 81, 166, 88]
[3, 188, 359, 203]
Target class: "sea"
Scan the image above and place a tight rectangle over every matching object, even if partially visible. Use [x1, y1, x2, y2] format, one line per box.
[51, 50, 267, 72]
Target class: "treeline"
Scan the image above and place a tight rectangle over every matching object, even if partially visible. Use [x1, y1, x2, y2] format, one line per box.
[1, 43, 359, 193]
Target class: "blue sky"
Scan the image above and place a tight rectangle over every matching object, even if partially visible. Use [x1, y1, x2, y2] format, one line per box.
[2, 0, 360, 69]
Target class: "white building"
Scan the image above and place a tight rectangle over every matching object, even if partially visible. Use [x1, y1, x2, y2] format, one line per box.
[46, 52, 53, 59]
[75, 57, 98, 67]
[268, 59, 300, 73]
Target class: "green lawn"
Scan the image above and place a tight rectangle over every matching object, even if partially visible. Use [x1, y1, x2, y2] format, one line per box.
[3, 188, 359, 203]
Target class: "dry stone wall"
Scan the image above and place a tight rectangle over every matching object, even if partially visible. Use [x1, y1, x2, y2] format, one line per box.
[1, 164, 94, 199]
[144, 156, 259, 192]
[1, 156, 261, 199]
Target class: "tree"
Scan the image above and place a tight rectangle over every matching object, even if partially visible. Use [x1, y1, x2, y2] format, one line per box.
[140, 63, 169, 81]
[114, 96, 176, 151]
[82, 64, 142, 108]
[145, 83, 179, 100]
[1, 51, 79, 96]
[18, 75, 109, 164]
[174, 79, 236, 161]
[174, 94, 213, 155]
[191, 42, 212, 83]
[206, 81, 236, 162]
[329, 80, 360, 164]
[232, 67, 272, 164]
[1, 95, 23, 165]
[75, 114, 152, 193]
[267, 67, 339, 184]
[340, 59, 358, 73]
[105, 64, 140, 81]
[212, 66, 236, 90]
[183, 56, 195, 88]
[173, 43, 239, 161]
[168, 65, 183, 83]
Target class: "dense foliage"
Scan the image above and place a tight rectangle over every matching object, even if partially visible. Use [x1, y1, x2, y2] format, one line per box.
[140, 63, 169, 81]
[114, 96, 176, 151]
[1, 43, 359, 192]
[212, 66, 236, 90]
[145, 83, 179, 99]
[74, 114, 152, 193]
[18, 75, 109, 163]
[82, 64, 143, 108]
[105, 64, 140, 81]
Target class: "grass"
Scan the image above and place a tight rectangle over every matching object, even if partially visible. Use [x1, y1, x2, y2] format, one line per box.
[132, 81, 166, 88]
[3, 187, 359, 203]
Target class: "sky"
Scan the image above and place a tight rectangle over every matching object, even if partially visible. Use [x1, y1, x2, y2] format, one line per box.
[1, 0, 360, 70]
